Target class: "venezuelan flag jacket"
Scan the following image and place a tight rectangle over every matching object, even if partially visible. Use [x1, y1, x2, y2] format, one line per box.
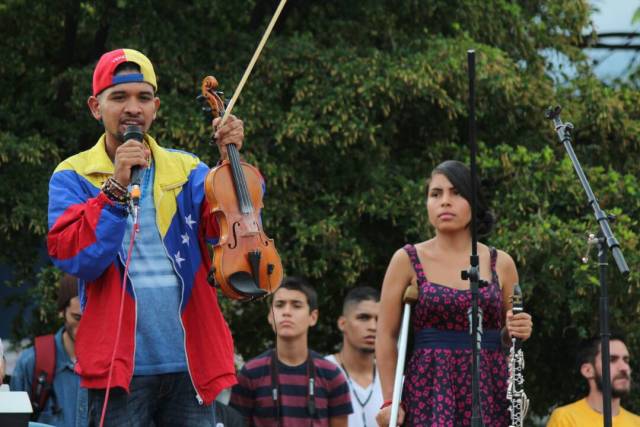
[47, 135, 236, 405]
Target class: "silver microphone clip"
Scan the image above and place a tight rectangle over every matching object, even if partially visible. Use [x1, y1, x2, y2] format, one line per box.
[581, 233, 598, 264]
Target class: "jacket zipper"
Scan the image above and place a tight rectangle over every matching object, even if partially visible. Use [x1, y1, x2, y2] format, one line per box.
[117, 248, 138, 388]
[157, 185, 204, 405]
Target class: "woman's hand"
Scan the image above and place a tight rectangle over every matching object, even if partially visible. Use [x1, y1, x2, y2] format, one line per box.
[506, 309, 533, 341]
[376, 404, 405, 427]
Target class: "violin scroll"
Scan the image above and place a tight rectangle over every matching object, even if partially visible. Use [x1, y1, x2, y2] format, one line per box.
[199, 76, 225, 120]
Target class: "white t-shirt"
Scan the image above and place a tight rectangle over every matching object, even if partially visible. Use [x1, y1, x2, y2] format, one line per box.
[325, 354, 383, 427]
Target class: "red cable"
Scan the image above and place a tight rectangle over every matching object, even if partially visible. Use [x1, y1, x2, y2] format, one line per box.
[99, 220, 139, 427]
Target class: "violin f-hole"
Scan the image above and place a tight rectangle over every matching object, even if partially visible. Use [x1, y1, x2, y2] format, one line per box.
[229, 222, 241, 249]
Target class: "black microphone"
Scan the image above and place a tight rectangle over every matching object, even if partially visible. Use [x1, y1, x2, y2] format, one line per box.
[123, 125, 144, 205]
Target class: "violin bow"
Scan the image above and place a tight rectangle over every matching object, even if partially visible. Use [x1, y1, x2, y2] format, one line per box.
[217, 0, 289, 128]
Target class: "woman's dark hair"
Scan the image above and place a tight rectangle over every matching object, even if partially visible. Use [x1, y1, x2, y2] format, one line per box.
[426, 160, 495, 236]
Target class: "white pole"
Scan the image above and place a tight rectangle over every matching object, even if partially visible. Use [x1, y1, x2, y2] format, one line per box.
[389, 302, 411, 426]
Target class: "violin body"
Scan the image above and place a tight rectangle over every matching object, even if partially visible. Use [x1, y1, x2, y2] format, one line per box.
[205, 159, 283, 300]
[199, 75, 283, 301]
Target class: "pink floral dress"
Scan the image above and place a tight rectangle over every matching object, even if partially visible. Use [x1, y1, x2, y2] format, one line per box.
[401, 244, 509, 426]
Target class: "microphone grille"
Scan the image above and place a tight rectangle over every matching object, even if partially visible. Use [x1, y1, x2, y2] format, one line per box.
[124, 125, 144, 142]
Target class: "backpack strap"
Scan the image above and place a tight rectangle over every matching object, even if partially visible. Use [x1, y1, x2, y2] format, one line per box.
[31, 334, 56, 419]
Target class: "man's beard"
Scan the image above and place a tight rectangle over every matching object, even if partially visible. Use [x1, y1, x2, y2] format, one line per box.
[595, 372, 631, 398]
[115, 130, 126, 143]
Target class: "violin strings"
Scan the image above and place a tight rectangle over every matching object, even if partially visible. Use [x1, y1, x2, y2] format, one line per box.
[228, 145, 253, 214]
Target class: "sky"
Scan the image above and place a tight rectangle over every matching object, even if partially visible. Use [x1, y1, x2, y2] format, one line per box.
[587, 0, 639, 80]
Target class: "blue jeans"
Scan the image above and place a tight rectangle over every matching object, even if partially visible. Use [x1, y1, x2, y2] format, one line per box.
[89, 372, 214, 426]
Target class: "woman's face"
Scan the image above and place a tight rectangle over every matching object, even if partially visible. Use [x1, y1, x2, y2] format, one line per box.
[427, 173, 472, 233]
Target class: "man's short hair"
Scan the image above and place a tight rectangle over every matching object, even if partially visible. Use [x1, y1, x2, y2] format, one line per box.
[57, 274, 78, 312]
[273, 276, 318, 311]
[576, 333, 627, 369]
[342, 286, 380, 315]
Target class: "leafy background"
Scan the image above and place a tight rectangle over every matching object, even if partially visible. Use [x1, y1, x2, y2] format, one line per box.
[1, 1, 639, 424]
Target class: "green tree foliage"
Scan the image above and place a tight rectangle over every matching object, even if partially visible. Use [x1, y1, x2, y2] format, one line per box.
[1, 0, 639, 421]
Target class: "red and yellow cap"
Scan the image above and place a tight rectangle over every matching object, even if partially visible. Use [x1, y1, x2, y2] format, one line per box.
[92, 48, 157, 96]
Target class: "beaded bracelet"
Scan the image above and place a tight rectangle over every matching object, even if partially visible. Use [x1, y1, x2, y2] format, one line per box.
[109, 177, 128, 194]
[102, 177, 130, 205]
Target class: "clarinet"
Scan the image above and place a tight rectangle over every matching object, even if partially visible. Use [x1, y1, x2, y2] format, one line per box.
[507, 284, 530, 427]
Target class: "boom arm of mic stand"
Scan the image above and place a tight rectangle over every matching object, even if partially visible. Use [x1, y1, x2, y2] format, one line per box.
[390, 283, 419, 427]
[545, 106, 629, 276]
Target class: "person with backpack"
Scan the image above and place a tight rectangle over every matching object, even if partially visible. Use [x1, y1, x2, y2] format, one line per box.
[10, 274, 88, 426]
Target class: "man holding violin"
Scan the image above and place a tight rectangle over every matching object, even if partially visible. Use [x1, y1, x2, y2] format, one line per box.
[47, 48, 245, 425]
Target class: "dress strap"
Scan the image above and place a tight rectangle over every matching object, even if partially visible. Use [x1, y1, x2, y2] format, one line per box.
[490, 247, 498, 283]
[402, 244, 427, 285]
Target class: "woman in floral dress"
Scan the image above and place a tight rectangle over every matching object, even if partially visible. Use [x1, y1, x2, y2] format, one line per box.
[376, 160, 533, 426]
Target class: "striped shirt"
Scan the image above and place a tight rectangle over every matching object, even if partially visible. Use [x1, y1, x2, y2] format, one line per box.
[230, 350, 353, 427]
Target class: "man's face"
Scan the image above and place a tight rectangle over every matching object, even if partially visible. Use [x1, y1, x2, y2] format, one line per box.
[587, 339, 631, 398]
[63, 297, 82, 342]
[88, 75, 159, 145]
[339, 299, 380, 354]
[268, 288, 318, 340]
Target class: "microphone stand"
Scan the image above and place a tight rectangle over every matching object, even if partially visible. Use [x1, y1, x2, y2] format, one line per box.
[461, 49, 485, 427]
[546, 106, 630, 427]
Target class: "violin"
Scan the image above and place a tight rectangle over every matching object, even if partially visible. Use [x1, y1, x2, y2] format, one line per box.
[200, 76, 283, 300]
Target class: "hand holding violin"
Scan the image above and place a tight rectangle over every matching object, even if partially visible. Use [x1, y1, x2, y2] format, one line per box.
[213, 114, 244, 160]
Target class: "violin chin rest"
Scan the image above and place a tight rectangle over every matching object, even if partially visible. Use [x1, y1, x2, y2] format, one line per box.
[229, 271, 268, 299]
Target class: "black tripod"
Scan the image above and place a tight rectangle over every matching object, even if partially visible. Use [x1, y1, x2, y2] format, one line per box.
[546, 106, 630, 427]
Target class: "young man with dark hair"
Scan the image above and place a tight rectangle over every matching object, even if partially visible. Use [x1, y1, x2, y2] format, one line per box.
[326, 286, 382, 427]
[11, 274, 87, 426]
[230, 276, 353, 426]
[547, 334, 640, 426]
[47, 48, 245, 425]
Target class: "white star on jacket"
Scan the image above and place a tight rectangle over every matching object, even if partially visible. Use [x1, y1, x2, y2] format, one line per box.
[174, 251, 185, 267]
[185, 214, 196, 229]
[181, 233, 190, 246]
